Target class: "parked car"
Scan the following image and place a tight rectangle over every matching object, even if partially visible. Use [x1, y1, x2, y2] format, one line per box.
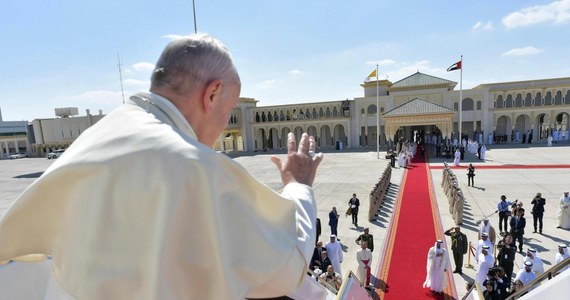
[9, 152, 27, 159]
[46, 149, 65, 159]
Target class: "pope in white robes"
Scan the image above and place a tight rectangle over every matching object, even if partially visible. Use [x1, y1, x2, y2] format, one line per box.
[356, 242, 372, 286]
[0, 35, 326, 300]
[453, 149, 461, 166]
[325, 235, 343, 278]
[558, 192, 570, 229]
[480, 145, 487, 160]
[423, 240, 449, 293]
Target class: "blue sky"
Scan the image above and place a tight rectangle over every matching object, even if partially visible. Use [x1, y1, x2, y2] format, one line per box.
[1, 0, 569, 121]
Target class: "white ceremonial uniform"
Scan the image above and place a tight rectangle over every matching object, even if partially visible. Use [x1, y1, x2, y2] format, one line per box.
[356, 247, 372, 285]
[0, 92, 319, 300]
[559, 194, 570, 229]
[476, 239, 494, 262]
[423, 243, 449, 293]
[515, 269, 537, 286]
[475, 253, 494, 285]
[481, 145, 487, 160]
[523, 254, 545, 275]
[325, 240, 343, 277]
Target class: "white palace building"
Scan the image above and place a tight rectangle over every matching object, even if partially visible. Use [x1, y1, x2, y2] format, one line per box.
[218, 72, 570, 152]
[1, 72, 569, 157]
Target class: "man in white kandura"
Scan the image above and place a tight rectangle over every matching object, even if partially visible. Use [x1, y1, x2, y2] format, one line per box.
[423, 240, 449, 294]
[325, 235, 343, 278]
[475, 232, 494, 263]
[523, 248, 544, 276]
[477, 220, 497, 244]
[515, 261, 537, 287]
[356, 241, 372, 287]
[476, 245, 494, 285]
[555, 244, 569, 274]
[558, 191, 570, 229]
[0, 34, 329, 300]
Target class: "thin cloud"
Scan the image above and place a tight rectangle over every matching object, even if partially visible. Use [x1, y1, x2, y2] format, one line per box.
[501, 46, 543, 56]
[162, 34, 188, 40]
[502, 0, 570, 29]
[473, 21, 493, 30]
[386, 60, 444, 81]
[289, 69, 303, 75]
[123, 79, 149, 89]
[132, 62, 155, 72]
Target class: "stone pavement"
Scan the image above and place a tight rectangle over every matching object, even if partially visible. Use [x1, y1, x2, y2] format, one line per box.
[1, 142, 570, 299]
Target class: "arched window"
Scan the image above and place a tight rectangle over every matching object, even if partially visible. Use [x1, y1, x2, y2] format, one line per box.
[261, 112, 266, 122]
[462, 98, 474, 111]
[534, 92, 542, 106]
[554, 91, 562, 105]
[524, 93, 532, 107]
[255, 112, 260, 122]
[565, 90, 570, 104]
[496, 95, 504, 108]
[319, 107, 324, 118]
[505, 95, 513, 108]
[367, 105, 377, 114]
[544, 91, 552, 106]
[361, 108, 365, 115]
[515, 94, 522, 107]
[454, 102, 458, 111]
[476, 101, 482, 110]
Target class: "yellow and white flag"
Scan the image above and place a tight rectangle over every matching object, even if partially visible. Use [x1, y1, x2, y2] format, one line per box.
[365, 69, 377, 82]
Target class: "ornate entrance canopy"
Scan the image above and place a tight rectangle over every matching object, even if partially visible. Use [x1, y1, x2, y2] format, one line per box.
[383, 97, 454, 141]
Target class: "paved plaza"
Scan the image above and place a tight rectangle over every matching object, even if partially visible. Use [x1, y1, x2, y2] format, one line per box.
[1, 142, 569, 298]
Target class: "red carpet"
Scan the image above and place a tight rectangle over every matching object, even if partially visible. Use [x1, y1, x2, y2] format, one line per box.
[430, 164, 570, 170]
[375, 155, 456, 300]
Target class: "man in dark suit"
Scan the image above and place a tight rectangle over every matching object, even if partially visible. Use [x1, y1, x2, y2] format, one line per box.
[510, 208, 526, 253]
[444, 226, 468, 275]
[310, 241, 325, 271]
[316, 218, 321, 244]
[348, 194, 360, 227]
[328, 207, 339, 238]
[321, 251, 332, 272]
[531, 193, 546, 234]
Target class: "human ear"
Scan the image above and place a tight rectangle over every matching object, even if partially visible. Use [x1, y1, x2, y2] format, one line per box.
[202, 79, 223, 113]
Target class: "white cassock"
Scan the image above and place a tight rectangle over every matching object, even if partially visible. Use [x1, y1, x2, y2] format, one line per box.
[555, 248, 570, 273]
[515, 269, 537, 286]
[453, 150, 461, 166]
[356, 248, 372, 285]
[553, 130, 559, 141]
[325, 240, 343, 277]
[480, 145, 487, 160]
[523, 255, 545, 275]
[398, 152, 406, 168]
[475, 239, 494, 262]
[0, 92, 320, 300]
[559, 194, 570, 229]
[475, 253, 494, 285]
[547, 136, 553, 146]
[423, 244, 449, 292]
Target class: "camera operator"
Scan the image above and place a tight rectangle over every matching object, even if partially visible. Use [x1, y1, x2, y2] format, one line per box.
[496, 237, 516, 284]
[495, 196, 516, 234]
[482, 276, 501, 300]
[530, 192, 546, 234]
[319, 265, 342, 290]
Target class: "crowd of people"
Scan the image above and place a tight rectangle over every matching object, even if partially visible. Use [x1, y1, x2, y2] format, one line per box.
[308, 194, 377, 291]
[431, 192, 570, 299]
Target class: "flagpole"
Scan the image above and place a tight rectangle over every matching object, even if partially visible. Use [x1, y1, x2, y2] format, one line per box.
[459, 55, 463, 143]
[376, 64, 380, 159]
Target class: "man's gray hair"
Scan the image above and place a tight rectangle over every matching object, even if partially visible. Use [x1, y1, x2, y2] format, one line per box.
[151, 33, 239, 96]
